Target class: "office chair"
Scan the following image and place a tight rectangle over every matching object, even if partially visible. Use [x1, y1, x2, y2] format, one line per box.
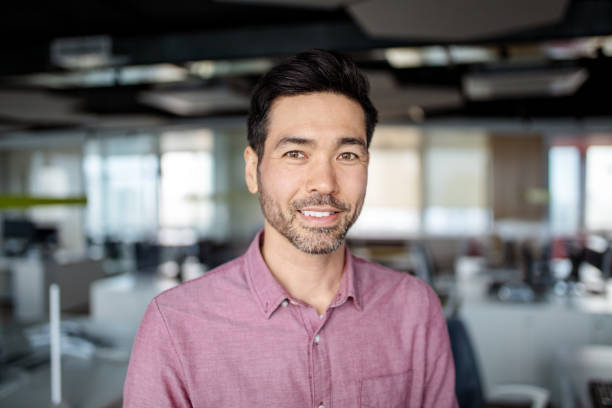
[447, 317, 485, 408]
[447, 317, 550, 408]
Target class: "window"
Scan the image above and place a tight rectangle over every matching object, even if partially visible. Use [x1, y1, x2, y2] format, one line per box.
[349, 126, 421, 238]
[423, 130, 489, 235]
[158, 129, 215, 240]
[29, 149, 86, 251]
[549, 145, 580, 234]
[84, 134, 159, 241]
[585, 145, 612, 231]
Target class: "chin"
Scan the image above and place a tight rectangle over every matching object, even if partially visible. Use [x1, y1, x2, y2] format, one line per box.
[287, 224, 349, 255]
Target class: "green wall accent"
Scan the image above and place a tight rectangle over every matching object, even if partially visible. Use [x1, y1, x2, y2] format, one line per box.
[0, 195, 87, 209]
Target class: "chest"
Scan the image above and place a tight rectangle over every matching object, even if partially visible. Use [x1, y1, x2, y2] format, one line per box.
[170, 306, 429, 407]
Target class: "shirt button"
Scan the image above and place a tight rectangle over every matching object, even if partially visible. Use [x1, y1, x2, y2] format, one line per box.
[314, 334, 320, 344]
[318, 404, 325, 408]
[281, 300, 288, 307]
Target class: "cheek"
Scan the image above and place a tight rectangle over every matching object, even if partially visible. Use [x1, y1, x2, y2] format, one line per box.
[339, 166, 368, 200]
[259, 164, 305, 200]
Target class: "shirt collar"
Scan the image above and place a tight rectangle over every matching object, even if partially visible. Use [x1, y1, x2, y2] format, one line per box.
[329, 245, 362, 311]
[245, 229, 362, 319]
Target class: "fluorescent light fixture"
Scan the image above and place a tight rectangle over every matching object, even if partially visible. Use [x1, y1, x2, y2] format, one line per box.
[118, 64, 188, 85]
[385, 48, 423, 68]
[386, 46, 450, 67]
[463, 67, 589, 100]
[448, 46, 497, 64]
[422, 47, 451, 66]
[542, 37, 600, 60]
[13, 70, 116, 88]
[50, 35, 127, 69]
[602, 35, 612, 57]
[139, 88, 249, 116]
[188, 58, 273, 79]
[12, 64, 188, 88]
[386, 45, 496, 68]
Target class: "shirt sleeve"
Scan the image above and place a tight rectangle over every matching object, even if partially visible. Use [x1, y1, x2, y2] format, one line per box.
[123, 298, 192, 408]
[422, 286, 459, 408]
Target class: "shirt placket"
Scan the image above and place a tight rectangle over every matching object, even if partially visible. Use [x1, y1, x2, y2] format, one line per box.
[297, 304, 333, 408]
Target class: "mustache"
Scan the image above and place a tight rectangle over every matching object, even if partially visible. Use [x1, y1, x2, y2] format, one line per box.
[292, 194, 350, 212]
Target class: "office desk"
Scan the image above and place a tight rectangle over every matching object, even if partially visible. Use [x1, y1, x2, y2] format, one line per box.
[0, 319, 135, 408]
[456, 275, 612, 407]
[0, 354, 128, 408]
[9, 256, 105, 322]
[557, 345, 612, 408]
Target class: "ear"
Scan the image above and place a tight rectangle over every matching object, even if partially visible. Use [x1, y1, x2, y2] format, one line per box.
[244, 146, 259, 194]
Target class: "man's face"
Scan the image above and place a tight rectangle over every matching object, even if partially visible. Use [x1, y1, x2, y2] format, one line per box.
[245, 92, 369, 254]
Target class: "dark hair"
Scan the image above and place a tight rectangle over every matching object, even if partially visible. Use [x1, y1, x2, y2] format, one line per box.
[247, 49, 378, 159]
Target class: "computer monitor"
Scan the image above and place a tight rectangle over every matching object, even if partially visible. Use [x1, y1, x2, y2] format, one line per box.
[133, 241, 161, 274]
[2, 218, 35, 256]
[584, 235, 611, 278]
[580, 235, 612, 294]
[2, 219, 35, 241]
[33, 226, 58, 247]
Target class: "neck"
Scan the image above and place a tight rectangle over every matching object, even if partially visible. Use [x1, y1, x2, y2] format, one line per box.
[261, 223, 346, 315]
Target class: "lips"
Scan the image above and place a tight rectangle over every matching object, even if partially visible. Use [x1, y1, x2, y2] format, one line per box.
[300, 210, 337, 218]
[297, 208, 342, 225]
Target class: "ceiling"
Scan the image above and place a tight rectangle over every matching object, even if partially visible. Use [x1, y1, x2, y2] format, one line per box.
[1, 0, 612, 135]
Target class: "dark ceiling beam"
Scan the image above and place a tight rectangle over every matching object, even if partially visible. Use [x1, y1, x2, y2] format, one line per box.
[1, 22, 388, 76]
[114, 21, 391, 64]
[2, 0, 612, 76]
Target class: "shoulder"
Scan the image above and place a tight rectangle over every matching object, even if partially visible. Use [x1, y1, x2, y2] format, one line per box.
[352, 254, 439, 311]
[352, 254, 434, 294]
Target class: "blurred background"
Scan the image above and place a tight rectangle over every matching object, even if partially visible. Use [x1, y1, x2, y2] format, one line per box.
[0, 0, 611, 407]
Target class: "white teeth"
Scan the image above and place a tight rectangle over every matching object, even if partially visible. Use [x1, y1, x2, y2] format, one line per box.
[301, 210, 332, 218]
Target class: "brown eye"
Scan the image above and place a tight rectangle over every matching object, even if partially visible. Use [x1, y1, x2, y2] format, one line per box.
[338, 152, 357, 160]
[285, 151, 305, 159]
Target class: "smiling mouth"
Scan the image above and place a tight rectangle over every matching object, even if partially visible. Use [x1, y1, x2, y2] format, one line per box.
[299, 210, 339, 218]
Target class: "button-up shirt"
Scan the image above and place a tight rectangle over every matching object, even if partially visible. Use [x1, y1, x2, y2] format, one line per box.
[123, 231, 458, 407]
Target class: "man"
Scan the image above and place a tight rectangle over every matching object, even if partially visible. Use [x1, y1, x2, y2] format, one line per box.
[124, 49, 457, 407]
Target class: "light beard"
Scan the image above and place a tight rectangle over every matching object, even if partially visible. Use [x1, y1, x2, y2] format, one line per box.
[257, 183, 363, 255]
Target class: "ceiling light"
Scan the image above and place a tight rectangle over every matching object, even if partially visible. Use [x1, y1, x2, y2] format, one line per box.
[386, 46, 496, 68]
[50, 35, 127, 70]
[448, 46, 497, 64]
[139, 88, 249, 116]
[118, 64, 188, 85]
[385, 48, 423, 68]
[188, 58, 273, 79]
[463, 67, 589, 100]
[542, 37, 600, 60]
[601, 35, 612, 57]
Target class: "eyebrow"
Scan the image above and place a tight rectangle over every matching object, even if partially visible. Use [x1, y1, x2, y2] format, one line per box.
[274, 136, 367, 151]
[274, 137, 315, 150]
[337, 137, 367, 149]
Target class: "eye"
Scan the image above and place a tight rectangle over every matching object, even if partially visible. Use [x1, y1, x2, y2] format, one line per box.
[338, 152, 358, 161]
[285, 151, 305, 159]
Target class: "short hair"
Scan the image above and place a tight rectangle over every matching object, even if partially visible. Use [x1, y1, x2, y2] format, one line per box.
[247, 49, 378, 160]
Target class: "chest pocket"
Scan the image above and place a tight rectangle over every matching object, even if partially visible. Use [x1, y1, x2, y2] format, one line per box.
[360, 371, 412, 408]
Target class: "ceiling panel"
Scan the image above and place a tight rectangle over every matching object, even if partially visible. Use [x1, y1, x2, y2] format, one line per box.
[349, 0, 569, 41]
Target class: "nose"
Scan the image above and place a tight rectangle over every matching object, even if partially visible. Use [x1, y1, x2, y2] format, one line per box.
[305, 158, 339, 195]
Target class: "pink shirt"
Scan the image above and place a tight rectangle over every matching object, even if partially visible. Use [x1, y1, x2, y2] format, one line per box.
[124, 232, 458, 407]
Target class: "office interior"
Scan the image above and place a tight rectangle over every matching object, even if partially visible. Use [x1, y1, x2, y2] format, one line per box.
[1, 0, 612, 407]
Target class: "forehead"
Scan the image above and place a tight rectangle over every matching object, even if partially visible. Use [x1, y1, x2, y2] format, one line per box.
[265, 92, 366, 146]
